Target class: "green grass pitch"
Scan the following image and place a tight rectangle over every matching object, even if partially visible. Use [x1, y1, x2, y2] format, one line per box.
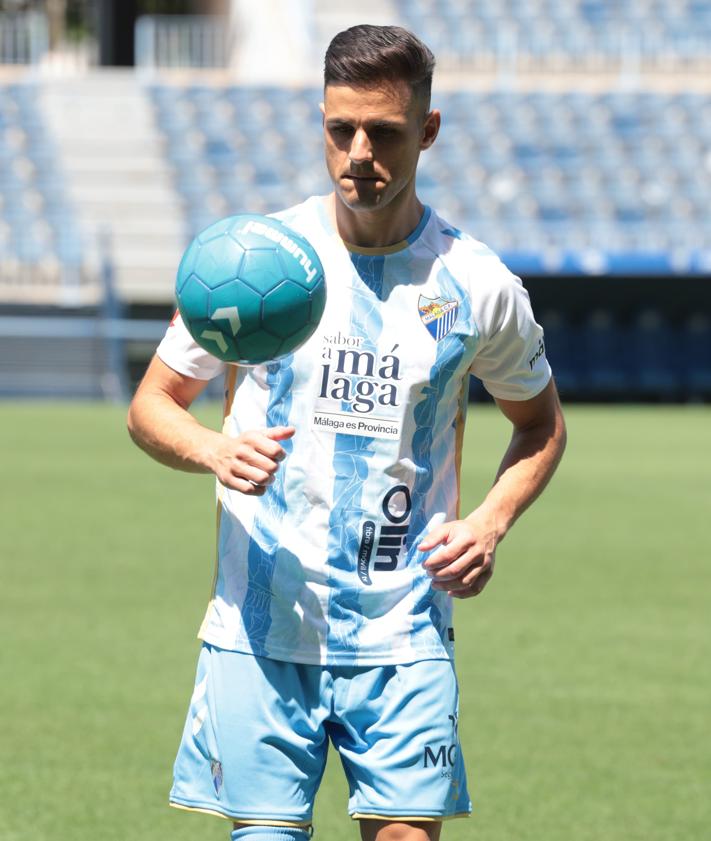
[1, 403, 709, 841]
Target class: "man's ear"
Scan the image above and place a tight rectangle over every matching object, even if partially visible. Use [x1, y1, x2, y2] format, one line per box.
[421, 109, 441, 150]
[319, 101, 325, 123]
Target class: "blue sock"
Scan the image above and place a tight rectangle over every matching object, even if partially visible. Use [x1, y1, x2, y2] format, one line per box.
[231, 826, 311, 841]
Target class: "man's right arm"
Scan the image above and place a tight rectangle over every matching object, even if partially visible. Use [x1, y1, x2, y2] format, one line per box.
[127, 355, 294, 496]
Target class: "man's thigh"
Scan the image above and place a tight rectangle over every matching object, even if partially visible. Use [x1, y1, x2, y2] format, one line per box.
[169, 643, 329, 826]
[360, 819, 442, 841]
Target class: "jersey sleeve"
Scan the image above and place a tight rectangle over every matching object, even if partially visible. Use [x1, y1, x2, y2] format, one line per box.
[469, 270, 552, 401]
[156, 312, 226, 381]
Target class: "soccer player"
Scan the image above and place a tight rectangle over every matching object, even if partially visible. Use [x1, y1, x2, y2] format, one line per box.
[128, 24, 566, 841]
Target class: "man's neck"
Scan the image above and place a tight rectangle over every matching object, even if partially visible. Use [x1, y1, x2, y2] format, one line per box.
[327, 193, 425, 249]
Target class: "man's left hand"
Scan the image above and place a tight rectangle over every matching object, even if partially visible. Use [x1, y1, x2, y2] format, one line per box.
[418, 509, 502, 599]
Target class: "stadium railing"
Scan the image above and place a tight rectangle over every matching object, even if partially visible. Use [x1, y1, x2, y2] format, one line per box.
[0, 10, 49, 66]
[134, 15, 232, 73]
[0, 244, 174, 401]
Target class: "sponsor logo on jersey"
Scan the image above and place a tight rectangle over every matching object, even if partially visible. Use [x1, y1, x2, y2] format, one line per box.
[418, 295, 459, 341]
[313, 334, 403, 439]
[357, 485, 412, 584]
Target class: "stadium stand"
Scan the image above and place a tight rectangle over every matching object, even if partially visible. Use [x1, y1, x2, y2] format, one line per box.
[147, 84, 711, 277]
[0, 82, 86, 302]
[395, 0, 711, 66]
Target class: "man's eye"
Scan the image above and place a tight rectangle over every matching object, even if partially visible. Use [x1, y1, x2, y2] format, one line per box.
[330, 125, 353, 136]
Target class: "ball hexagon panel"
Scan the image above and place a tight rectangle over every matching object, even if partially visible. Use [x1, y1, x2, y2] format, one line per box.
[285, 320, 321, 353]
[197, 216, 237, 245]
[239, 248, 287, 295]
[236, 330, 284, 364]
[194, 234, 246, 290]
[228, 215, 282, 251]
[176, 240, 201, 294]
[178, 273, 212, 319]
[207, 280, 263, 339]
[185, 318, 241, 363]
[261, 280, 312, 340]
[281, 254, 323, 291]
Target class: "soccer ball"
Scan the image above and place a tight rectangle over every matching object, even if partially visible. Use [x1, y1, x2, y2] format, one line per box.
[176, 214, 326, 365]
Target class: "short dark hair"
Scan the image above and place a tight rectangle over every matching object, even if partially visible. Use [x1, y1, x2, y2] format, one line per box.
[324, 25, 435, 108]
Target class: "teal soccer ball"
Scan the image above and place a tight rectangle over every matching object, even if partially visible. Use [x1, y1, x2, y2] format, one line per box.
[176, 214, 326, 364]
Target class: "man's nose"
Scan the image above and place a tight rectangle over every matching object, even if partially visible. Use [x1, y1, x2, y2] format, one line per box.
[349, 128, 373, 165]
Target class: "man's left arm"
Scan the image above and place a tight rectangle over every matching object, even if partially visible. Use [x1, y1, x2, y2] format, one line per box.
[418, 378, 567, 598]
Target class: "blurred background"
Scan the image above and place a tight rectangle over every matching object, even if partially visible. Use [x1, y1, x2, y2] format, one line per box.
[0, 0, 709, 403]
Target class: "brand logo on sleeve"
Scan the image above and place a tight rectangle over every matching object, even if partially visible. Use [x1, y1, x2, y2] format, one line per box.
[418, 295, 459, 341]
[529, 337, 546, 370]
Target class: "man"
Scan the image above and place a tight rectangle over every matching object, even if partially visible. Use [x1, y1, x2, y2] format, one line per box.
[128, 24, 566, 841]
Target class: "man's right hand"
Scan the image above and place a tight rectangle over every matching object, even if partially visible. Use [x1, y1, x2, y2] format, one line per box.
[127, 356, 296, 489]
[210, 426, 295, 495]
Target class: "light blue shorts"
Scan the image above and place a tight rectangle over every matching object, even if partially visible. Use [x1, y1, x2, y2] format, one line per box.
[170, 644, 471, 826]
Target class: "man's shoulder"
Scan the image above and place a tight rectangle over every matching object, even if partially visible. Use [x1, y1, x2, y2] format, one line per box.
[270, 195, 325, 230]
[422, 208, 518, 288]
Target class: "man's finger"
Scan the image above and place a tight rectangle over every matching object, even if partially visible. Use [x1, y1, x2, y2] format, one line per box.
[423, 534, 472, 570]
[431, 557, 492, 589]
[252, 429, 294, 461]
[429, 547, 486, 579]
[221, 476, 268, 496]
[264, 425, 296, 442]
[449, 566, 494, 599]
[233, 464, 275, 486]
[417, 523, 450, 553]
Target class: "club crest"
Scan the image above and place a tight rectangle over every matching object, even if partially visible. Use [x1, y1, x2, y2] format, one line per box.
[418, 295, 459, 341]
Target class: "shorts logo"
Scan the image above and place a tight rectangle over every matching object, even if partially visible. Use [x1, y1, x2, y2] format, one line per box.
[423, 713, 459, 777]
[418, 295, 459, 341]
[210, 759, 223, 795]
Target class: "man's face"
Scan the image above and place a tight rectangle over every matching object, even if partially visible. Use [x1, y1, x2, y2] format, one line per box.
[321, 80, 439, 214]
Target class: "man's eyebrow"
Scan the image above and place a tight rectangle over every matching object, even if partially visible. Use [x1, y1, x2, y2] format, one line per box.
[368, 120, 405, 130]
[326, 117, 405, 129]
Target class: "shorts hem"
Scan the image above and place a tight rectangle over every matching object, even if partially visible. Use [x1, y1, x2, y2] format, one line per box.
[169, 799, 312, 826]
[351, 811, 471, 822]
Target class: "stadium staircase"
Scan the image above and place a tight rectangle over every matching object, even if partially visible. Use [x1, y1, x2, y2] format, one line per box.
[41, 70, 185, 304]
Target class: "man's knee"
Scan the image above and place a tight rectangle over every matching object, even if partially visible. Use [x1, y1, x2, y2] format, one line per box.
[358, 819, 442, 841]
[232, 824, 312, 841]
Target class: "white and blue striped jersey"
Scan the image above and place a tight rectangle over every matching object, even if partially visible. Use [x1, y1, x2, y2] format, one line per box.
[157, 196, 551, 666]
